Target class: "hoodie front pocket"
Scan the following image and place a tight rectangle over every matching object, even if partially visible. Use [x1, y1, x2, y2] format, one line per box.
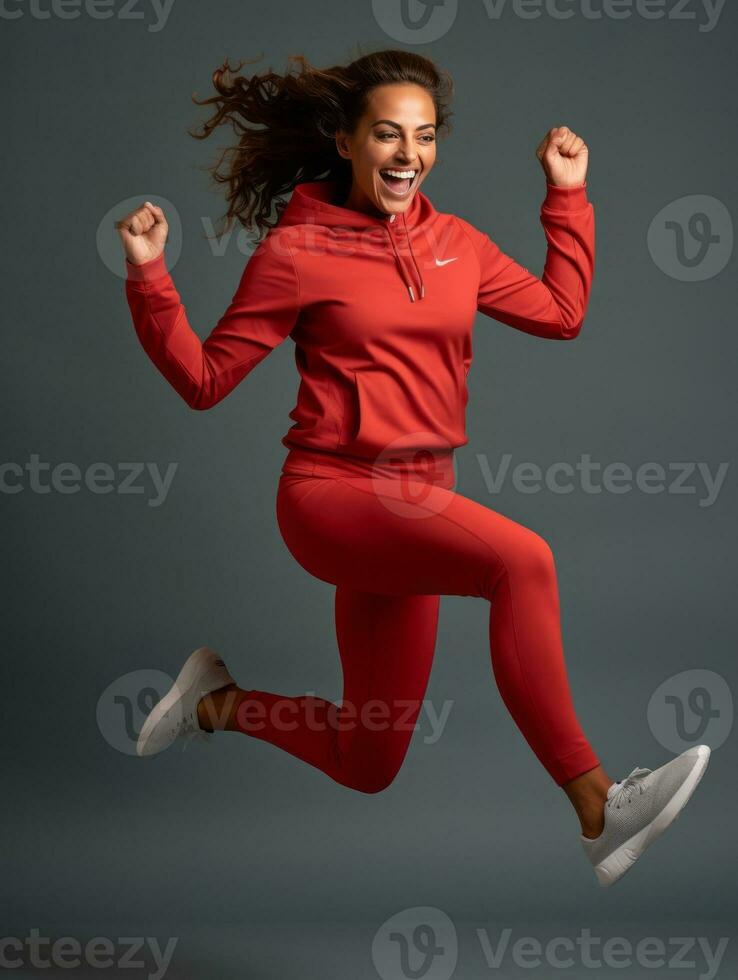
[337, 368, 427, 454]
[338, 364, 469, 454]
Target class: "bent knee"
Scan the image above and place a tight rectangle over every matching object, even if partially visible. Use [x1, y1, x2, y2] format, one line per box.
[354, 772, 398, 795]
[502, 529, 557, 586]
[346, 756, 403, 795]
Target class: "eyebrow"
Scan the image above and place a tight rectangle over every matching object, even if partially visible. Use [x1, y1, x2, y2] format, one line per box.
[371, 119, 437, 131]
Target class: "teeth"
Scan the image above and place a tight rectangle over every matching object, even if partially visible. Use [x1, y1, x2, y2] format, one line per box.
[380, 169, 417, 179]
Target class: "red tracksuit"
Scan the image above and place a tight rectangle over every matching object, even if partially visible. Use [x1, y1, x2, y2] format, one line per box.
[125, 178, 600, 789]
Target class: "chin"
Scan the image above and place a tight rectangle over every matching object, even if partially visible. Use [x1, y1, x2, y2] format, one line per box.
[374, 185, 419, 215]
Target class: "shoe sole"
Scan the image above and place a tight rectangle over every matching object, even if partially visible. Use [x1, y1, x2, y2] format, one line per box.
[136, 646, 224, 758]
[594, 744, 711, 887]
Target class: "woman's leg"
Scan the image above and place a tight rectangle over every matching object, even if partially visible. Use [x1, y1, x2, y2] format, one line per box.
[203, 472, 606, 804]
[212, 588, 441, 794]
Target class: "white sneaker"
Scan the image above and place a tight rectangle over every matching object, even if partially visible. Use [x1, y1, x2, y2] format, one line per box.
[580, 744, 710, 887]
[136, 646, 236, 757]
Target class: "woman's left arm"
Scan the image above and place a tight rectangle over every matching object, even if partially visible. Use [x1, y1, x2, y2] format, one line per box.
[459, 126, 595, 340]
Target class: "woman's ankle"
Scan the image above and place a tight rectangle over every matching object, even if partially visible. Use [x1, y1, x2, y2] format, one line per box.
[578, 799, 606, 839]
[561, 765, 612, 838]
[197, 683, 240, 732]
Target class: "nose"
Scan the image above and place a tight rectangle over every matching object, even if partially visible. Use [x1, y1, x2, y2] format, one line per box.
[396, 139, 419, 163]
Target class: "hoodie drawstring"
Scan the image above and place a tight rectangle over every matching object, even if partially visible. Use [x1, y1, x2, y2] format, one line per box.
[384, 212, 425, 303]
[403, 211, 426, 302]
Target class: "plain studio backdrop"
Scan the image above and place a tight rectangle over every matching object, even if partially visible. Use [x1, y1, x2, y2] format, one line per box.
[3, 1, 736, 977]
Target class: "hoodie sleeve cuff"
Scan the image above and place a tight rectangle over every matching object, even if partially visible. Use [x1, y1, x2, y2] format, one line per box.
[542, 182, 589, 212]
[125, 252, 170, 284]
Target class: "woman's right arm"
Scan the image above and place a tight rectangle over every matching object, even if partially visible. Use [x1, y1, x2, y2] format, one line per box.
[118, 203, 301, 410]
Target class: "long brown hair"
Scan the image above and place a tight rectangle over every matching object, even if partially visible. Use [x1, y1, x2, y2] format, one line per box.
[188, 46, 454, 243]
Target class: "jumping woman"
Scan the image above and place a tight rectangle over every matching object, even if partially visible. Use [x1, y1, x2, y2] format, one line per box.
[116, 49, 710, 887]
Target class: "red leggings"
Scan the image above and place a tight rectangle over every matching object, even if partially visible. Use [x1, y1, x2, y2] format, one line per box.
[233, 444, 601, 792]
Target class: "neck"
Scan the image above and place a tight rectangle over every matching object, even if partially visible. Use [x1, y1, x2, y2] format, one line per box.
[340, 180, 387, 218]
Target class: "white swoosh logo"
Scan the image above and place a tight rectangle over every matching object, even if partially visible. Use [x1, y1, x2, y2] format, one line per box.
[435, 256, 458, 267]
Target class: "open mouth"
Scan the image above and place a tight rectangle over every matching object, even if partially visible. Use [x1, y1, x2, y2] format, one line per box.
[378, 168, 420, 198]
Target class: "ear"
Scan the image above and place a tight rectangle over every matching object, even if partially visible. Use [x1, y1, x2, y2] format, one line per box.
[335, 131, 352, 161]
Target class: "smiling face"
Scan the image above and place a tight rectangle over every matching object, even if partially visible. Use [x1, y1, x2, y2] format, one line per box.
[335, 82, 438, 217]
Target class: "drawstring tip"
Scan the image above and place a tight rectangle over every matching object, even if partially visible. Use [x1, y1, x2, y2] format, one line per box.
[420, 284, 425, 299]
[407, 285, 415, 302]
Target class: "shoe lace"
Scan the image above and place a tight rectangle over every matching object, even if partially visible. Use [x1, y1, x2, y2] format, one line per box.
[607, 766, 651, 809]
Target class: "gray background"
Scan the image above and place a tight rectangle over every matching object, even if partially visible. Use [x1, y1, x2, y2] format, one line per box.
[4, 0, 736, 976]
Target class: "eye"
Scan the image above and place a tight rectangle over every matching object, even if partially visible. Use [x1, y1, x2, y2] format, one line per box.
[377, 132, 436, 142]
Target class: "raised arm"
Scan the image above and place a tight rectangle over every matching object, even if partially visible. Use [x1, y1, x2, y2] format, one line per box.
[457, 125, 595, 340]
[458, 181, 594, 340]
[121, 204, 300, 409]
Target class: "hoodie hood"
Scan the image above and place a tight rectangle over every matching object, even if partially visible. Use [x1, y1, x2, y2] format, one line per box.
[278, 178, 436, 303]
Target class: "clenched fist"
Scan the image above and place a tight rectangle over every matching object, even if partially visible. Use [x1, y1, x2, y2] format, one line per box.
[115, 201, 168, 265]
[536, 126, 588, 188]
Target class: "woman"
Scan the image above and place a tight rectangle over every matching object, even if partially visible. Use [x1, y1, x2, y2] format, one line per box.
[116, 49, 709, 887]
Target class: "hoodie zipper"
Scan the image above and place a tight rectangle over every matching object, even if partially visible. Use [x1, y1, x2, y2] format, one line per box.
[384, 211, 426, 303]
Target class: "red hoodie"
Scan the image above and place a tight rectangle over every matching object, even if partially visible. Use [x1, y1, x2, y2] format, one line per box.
[124, 179, 594, 460]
